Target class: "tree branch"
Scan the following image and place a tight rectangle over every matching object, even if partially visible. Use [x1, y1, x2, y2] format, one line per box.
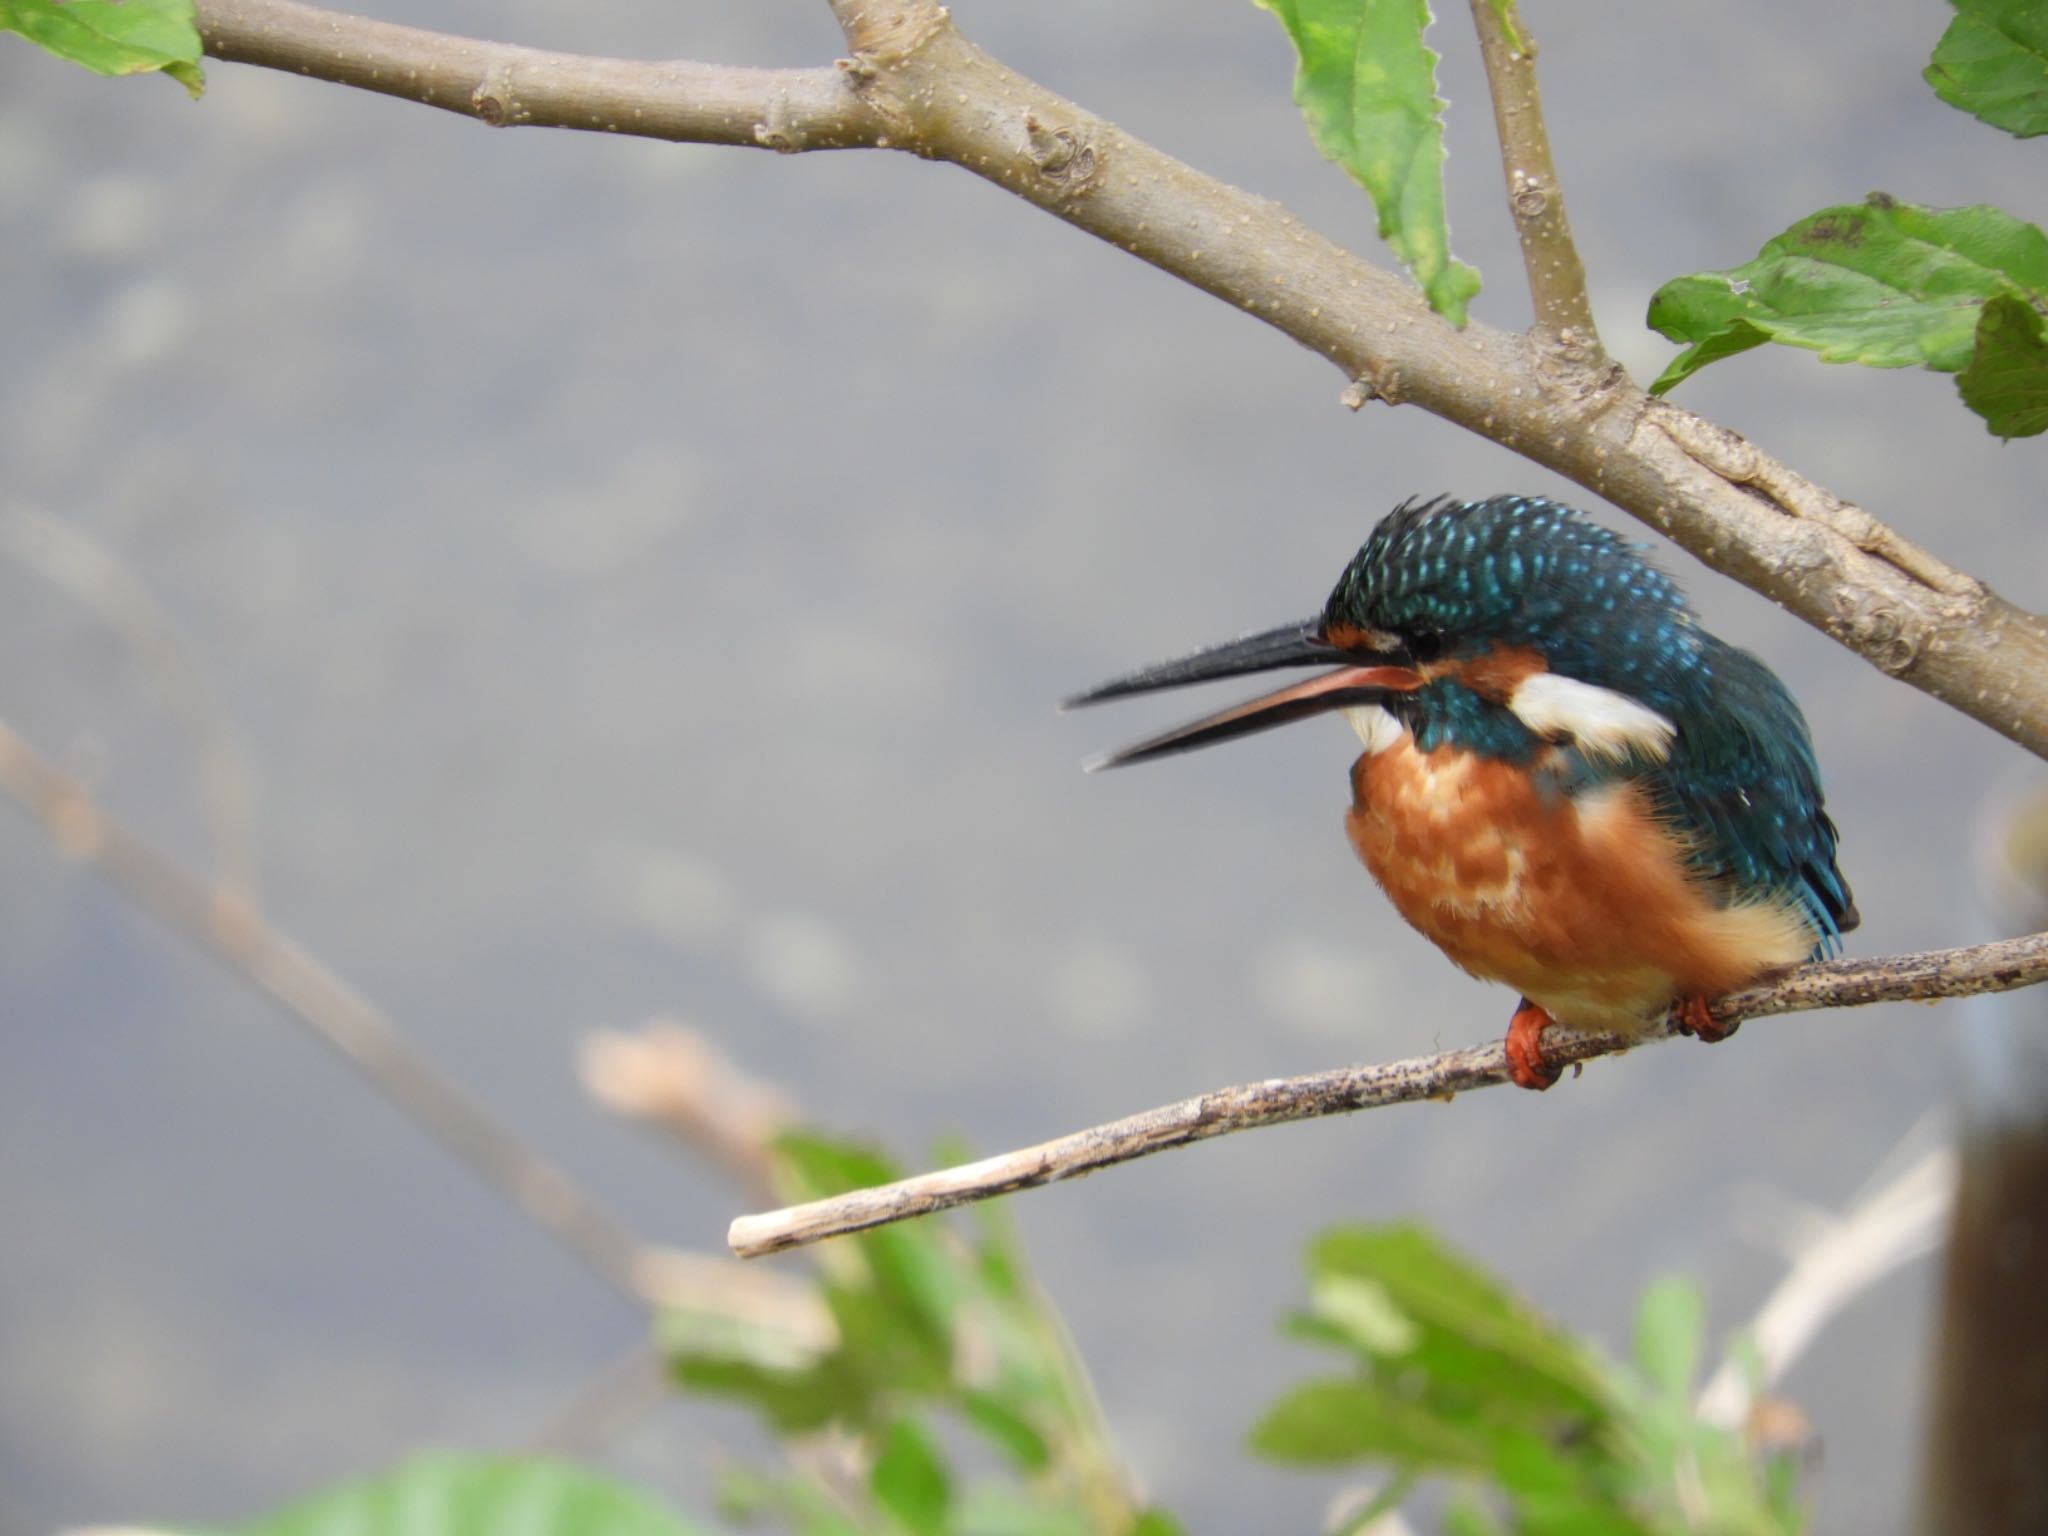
[825, 0, 947, 59]
[186, 0, 2048, 760]
[1467, 0, 1598, 350]
[196, 0, 888, 149]
[727, 933, 2048, 1257]
[1695, 1132, 1953, 1429]
[0, 710, 816, 1323]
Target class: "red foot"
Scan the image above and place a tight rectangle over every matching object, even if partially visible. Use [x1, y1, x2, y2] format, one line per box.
[1505, 999, 1561, 1091]
[1672, 994, 1736, 1044]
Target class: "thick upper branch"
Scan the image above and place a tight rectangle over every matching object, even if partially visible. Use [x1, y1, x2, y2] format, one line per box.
[729, 931, 2048, 1257]
[196, 0, 888, 149]
[189, 0, 2048, 759]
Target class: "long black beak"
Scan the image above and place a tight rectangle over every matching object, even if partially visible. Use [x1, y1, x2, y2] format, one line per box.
[1065, 619, 1421, 770]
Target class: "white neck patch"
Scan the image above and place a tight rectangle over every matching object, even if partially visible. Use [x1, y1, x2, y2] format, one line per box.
[1508, 672, 1675, 763]
[1345, 703, 1407, 756]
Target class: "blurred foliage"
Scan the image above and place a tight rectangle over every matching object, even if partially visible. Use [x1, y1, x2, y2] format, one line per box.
[1252, 1224, 1810, 1535]
[169, 1180, 1818, 1536]
[207, 1454, 715, 1536]
[664, 1132, 1181, 1536]
[0, 0, 202, 94]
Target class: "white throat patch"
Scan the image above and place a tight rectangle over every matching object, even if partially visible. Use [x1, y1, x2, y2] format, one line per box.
[1508, 673, 1675, 762]
[1345, 703, 1407, 756]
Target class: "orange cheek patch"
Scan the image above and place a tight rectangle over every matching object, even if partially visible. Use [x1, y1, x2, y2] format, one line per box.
[1451, 646, 1547, 702]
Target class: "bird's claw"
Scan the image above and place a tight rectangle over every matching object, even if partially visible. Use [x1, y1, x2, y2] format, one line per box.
[1672, 993, 1736, 1043]
[1505, 1000, 1562, 1091]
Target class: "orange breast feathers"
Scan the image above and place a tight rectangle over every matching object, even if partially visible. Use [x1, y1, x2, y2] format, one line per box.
[1343, 737, 1813, 1033]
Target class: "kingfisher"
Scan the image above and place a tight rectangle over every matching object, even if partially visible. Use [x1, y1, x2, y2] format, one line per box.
[1068, 495, 1856, 1089]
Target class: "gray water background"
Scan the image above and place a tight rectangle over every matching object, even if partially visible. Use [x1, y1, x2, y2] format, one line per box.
[4, 2, 2047, 1531]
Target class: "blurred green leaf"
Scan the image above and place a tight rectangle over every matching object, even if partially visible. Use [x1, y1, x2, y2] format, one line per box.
[1250, 1377, 1494, 1467]
[1260, 1227, 1820, 1533]
[1925, 0, 2048, 138]
[712, 1465, 867, 1535]
[1632, 1277, 1704, 1410]
[775, 1131, 904, 1202]
[871, 1419, 951, 1536]
[0, 0, 202, 94]
[772, 1134, 961, 1393]
[663, 1302, 829, 1376]
[669, 1351, 863, 1434]
[1309, 1273, 1421, 1357]
[1516, 1502, 1657, 1536]
[218, 1453, 710, 1536]
[676, 1132, 1183, 1536]
[1252, 0, 1481, 324]
[950, 1507, 1097, 1536]
[824, 1275, 952, 1399]
[1128, 1512, 1188, 1536]
[959, 1388, 1053, 1471]
[1648, 196, 2048, 393]
[711, 1464, 784, 1522]
[1957, 291, 2048, 437]
[1481, 1428, 1611, 1505]
[1308, 1225, 1611, 1417]
[1443, 1487, 1510, 1536]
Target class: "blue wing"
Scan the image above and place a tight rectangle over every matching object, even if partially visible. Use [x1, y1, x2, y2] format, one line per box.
[1649, 637, 1857, 954]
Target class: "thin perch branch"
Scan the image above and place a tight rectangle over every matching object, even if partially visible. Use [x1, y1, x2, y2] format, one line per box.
[1467, 0, 1599, 348]
[729, 933, 2048, 1257]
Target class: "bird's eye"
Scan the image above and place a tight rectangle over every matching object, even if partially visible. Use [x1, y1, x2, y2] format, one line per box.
[1405, 631, 1445, 664]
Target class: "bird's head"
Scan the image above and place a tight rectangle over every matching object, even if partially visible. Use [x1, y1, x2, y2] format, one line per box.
[1069, 496, 1704, 768]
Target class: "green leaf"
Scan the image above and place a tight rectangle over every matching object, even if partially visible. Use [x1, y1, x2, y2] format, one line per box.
[949, 1489, 1095, 1536]
[1128, 1512, 1188, 1536]
[1309, 1272, 1422, 1358]
[1443, 1486, 1509, 1536]
[220, 1453, 711, 1536]
[1254, 0, 1482, 325]
[0, 0, 203, 95]
[870, 1420, 952, 1536]
[774, 1134, 960, 1387]
[774, 1131, 905, 1202]
[1647, 196, 2048, 393]
[1925, 0, 2048, 139]
[959, 1388, 1053, 1471]
[1307, 1225, 1612, 1417]
[668, 1351, 864, 1434]
[1249, 1377, 1494, 1468]
[1632, 1277, 1704, 1409]
[1957, 291, 2048, 437]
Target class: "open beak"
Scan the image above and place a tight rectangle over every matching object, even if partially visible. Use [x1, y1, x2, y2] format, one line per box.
[1064, 618, 1421, 769]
